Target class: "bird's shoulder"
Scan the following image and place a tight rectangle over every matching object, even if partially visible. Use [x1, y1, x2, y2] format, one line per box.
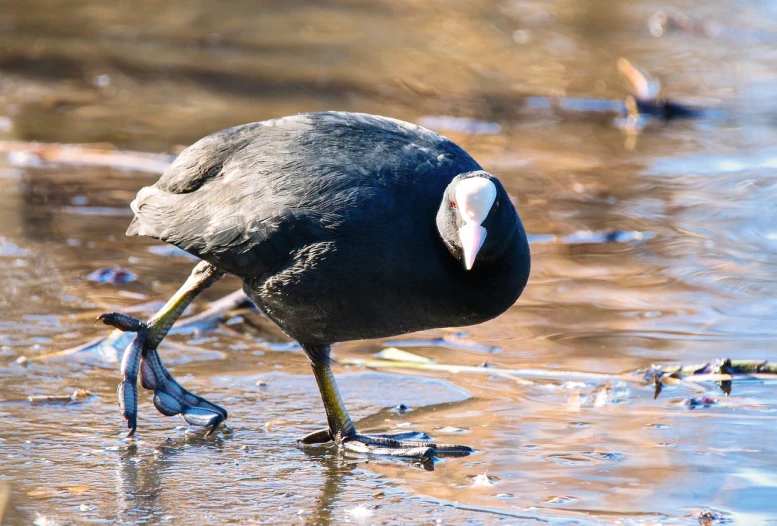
[132, 112, 481, 276]
[156, 112, 480, 195]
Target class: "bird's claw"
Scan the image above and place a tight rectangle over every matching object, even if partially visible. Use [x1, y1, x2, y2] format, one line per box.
[103, 311, 227, 437]
[344, 431, 474, 460]
[299, 429, 473, 462]
[117, 377, 139, 435]
[298, 428, 334, 445]
[98, 311, 146, 333]
[115, 319, 147, 435]
[141, 347, 227, 435]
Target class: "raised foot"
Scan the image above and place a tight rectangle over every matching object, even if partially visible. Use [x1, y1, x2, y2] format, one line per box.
[99, 311, 227, 437]
[298, 429, 474, 461]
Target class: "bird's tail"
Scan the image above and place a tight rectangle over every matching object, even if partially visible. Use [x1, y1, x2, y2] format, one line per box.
[125, 186, 170, 239]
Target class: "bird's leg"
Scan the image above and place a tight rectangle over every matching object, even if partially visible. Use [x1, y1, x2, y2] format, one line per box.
[300, 345, 356, 444]
[297, 345, 474, 461]
[99, 261, 228, 436]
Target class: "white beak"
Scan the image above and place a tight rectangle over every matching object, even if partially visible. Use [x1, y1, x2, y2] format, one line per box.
[454, 177, 497, 270]
[459, 223, 487, 270]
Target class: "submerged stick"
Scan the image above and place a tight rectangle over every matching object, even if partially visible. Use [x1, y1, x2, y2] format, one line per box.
[643, 359, 777, 376]
[18, 289, 250, 363]
[617, 57, 704, 120]
[28, 389, 93, 405]
[641, 359, 777, 396]
[341, 357, 635, 383]
[0, 140, 175, 173]
[342, 355, 777, 397]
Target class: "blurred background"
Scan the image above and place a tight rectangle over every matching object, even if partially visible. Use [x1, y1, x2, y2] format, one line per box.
[2, 1, 777, 524]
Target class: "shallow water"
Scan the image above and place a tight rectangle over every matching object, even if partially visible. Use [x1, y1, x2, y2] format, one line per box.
[3, 1, 777, 524]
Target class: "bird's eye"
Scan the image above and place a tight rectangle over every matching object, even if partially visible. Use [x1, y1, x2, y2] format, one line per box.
[492, 201, 500, 211]
[450, 200, 457, 209]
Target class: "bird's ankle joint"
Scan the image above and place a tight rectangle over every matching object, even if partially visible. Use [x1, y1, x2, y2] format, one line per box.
[332, 428, 354, 445]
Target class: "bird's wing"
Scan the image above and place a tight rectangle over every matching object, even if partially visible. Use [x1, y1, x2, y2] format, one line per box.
[127, 119, 339, 277]
[127, 112, 481, 278]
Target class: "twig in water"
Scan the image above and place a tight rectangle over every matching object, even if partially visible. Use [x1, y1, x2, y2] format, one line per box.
[641, 359, 777, 396]
[341, 356, 635, 383]
[0, 140, 175, 173]
[16, 289, 251, 363]
[342, 353, 777, 398]
[0, 482, 9, 525]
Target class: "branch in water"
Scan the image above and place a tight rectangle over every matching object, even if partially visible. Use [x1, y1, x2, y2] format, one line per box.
[640, 359, 777, 397]
[0, 140, 175, 173]
[16, 289, 251, 363]
[342, 354, 777, 400]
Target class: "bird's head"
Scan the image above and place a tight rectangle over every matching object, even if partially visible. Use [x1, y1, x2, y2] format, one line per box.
[436, 171, 518, 270]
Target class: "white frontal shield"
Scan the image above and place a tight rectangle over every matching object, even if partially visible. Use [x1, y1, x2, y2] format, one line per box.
[455, 178, 497, 270]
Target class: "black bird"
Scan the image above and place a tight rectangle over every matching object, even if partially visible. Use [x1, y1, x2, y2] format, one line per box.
[100, 112, 530, 460]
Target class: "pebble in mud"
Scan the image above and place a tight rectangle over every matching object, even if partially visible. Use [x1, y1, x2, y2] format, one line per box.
[13, 355, 29, 366]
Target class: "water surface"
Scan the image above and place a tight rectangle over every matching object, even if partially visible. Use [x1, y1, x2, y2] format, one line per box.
[2, 1, 777, 524]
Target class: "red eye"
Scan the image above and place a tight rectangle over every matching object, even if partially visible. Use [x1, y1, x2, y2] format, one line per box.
[450, 200, 457, 209]
[492, 201, 500, 211]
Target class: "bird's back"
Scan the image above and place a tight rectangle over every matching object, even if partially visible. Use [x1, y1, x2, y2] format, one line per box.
[128, 112, 530, 343]
[128, 112, 481, 279]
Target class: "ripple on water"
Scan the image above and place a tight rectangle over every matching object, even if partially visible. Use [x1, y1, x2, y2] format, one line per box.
[237, 477, 278, 487]
[0, 237, 27, 257]
[582, 451, 627, 462]
[646, 423, 671, 429]
[256, 342, 303, 352]
[543, 495, 578, 506]
[435, 426, 470, 434]
[543, 454, 595, 466]
[5, 3, 777, 524]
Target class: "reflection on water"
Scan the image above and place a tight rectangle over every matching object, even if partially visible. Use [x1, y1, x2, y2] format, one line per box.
[3, 0, 777, 524]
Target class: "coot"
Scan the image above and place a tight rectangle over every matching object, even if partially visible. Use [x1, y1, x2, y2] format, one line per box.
[101, 112, 530, 459]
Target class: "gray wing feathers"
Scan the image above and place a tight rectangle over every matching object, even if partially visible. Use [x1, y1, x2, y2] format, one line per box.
[125, 117, 320, 277]
[125, 112, 480, 278]
[127, 184, 329, 278]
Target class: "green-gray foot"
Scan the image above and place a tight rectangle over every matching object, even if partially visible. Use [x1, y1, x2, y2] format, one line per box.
[99, 311, 228, 437]
[298, 429, 474, 460]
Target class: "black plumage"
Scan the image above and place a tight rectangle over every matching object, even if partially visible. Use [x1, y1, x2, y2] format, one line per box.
[129, 112, 530, 344]
[112, 112, 530, 456]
